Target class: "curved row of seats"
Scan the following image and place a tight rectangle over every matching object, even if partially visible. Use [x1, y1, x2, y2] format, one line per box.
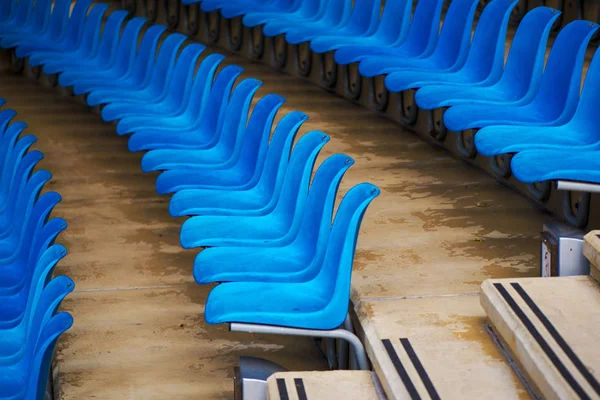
[0, 101, 73, 399]
[0, 0, 379, 348]
[188, 0, 600, 187]
[165, 0, 600, 228]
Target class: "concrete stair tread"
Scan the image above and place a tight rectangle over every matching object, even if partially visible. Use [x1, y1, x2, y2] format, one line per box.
[584, 230, 600, 280]
[266, 370, 383, 400]
[481, 276, 600, 399]
[355, 295, 529, 400]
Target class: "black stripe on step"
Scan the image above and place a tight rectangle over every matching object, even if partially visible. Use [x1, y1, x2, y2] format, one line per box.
[277, 378, 289, 400]
[400, 338, 441, 400]
[494, 283, 590, 399]
[382, 338, 421, 400]
[512, 282, 600, 396]
[294, 378, 308, 400]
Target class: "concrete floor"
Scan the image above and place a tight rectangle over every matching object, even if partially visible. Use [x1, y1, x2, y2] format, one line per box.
[0, 32, 549, 398]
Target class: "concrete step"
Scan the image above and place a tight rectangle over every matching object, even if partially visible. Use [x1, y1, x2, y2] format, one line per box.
[583, 230, 600, 280]
[355, 295, 530, 399]
[266, 371, 384, 400]
[481, 276, 600, 399]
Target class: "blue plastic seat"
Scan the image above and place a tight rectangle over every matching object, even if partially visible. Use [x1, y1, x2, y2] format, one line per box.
[356, 0, 479, 78]
[261, 0, 351, 38]
[12, 0, 94, 58]
[511, 149, 600, 184]
[0, 0, 50, 36]
[178, 131, 331, 248]
[415, 7, 560, 110]
[0, 310, 73, 400]
[100, 47, 214, 124]
[83, 35, 188, 107]
[0, 0, 70, 50]
[125, 65, 242, 147]
[443, 20, 598, 132]
[333, 0, 444, 66]
[384, 0, 517, 92]
[68, 24, 167, 96]
[193, 154, 354, 284]
[39, 9, 129, 76]
[168, 111, 307, 217]
[203, 183, 379, 330]
[309, 0, 411, 53]
[0, 247, 69, 364]
[0, 134, 40, 219]
[144, 93, 284, 177]
[0, 216, 66, 297]
[287, 0, 382, 46]
[475, 45, 600, 157]
[57, 17, 153, 89]
[141, 79, 267, 172]
[0, 167, 52, 255]
[26, 3, 110, 68]
[156, 127, 327, 196]
[112, 53, 224, 133]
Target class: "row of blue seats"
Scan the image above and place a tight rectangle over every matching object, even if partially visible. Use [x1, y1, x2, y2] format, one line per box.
[0, 0, 380, 333]
[0, 102, 72, 399]
[185, 0, 600, 189]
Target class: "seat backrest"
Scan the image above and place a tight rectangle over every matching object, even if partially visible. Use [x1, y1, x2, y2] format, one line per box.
[461, 0, 518, 81]
[28, 312, 74, 400]
[28, 0, 53, 31]
[253, 111, 308, 194]
[236, 94, 285, 176]
[289, 154, 355, 273]
[184, 53, 225, 113]
[315, 183, 380, 328]
[95, 10, 130, 64]
[499, 7, 560, 97]
[532, 20, 599, 121]
[433, 0, 480, 67]
[399, 0, 444, 53]
[378, 0, 413, 43]
[271, 131, 330, 228]
[142, 33, 188, 90]
[164, 43, 205, 105]
[76, 3, 110, 57]
[45, 0, 71, 39]
[128, 24, 168, 85]
[196, 65, 243, 142]
[215, 79, 263, 157]
[60, 0, 94, 45]
[111, 17, 149, 74]
[345, 0, 381, 37]
[571, 47, 600, 127]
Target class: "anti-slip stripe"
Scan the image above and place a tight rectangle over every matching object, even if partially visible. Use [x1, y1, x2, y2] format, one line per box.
[277, 378, 289, 400]
[294, 378, 308, 400]
[382, 338, 421, 400]
[494, 283, 589, 399]
[400, 338, 441, 400]
[511, 283, 600, 396]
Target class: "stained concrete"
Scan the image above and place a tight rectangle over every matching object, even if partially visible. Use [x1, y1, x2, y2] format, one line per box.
[0, 30, 552, 398]
[481, 276, 600, 399]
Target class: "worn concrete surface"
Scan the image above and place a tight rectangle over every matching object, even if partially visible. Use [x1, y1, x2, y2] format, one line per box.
[266, 371, 382, 400]
[356, 295, 530, 399]
[0, 28, 552, 398]
[481, 276, 600, 400]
